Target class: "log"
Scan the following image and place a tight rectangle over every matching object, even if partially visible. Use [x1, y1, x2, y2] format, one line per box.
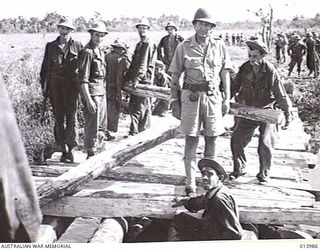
[123, 84, 283, 124]
[229, 103, 284, 124]
[41, 196, 320, 226]
[35, 225, 57, 243]
[88, 217, 128, 243]
[37, 116, 180, 207]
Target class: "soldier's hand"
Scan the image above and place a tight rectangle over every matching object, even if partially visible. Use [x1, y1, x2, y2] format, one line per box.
[171, 196, 187, 208]
[222, 100, 230, 116]
[87, 98, 97, 114]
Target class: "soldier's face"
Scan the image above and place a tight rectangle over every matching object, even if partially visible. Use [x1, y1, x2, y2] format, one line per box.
[193, 21, 214, 38]
[91, 31, 106, 46]
[201, 167, 220, 190]
[137, 25, 149, 38]
[59, 26, 73, 39]
[166, 27, 176, 35]
[248, 48, 264, 66]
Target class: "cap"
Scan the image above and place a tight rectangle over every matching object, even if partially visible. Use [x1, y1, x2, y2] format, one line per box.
[111, 38, 128, 49]
[198, 159, 228, 181]
[246, 39, 268, 54]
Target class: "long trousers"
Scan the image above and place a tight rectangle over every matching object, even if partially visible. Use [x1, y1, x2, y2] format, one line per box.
[230, 118, 275, 180]
[84, 94, 107, 151]
[128, 95, 151, 135]
[49, 79, 79, 151]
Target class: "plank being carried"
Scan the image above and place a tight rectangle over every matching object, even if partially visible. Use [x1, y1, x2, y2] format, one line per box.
[123, 84, 284, 124]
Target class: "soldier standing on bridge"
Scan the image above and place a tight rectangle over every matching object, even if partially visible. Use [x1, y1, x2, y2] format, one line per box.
[78, 22, 109, 159]
[169, 8, 232, 196]
[157, 21, 184, 72]
[229, 39, 293, 184]
[105, 39, 130, 138]
[124, 18, 157, 136]
[40, 19, 83, 163]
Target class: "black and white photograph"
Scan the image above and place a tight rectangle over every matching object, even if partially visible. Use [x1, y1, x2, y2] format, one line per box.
[0, 0, 320, 248]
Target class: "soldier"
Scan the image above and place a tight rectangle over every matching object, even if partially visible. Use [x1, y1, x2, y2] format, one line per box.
[78, 21, 109, 159]
[0, 76, 42, 242]
[229, 39, 293, 184]
[231, 33, 236, 46]
[169, 8, 232, 196]
[157, 21, 184, 72]
[105, 39, 130, 136]
[124, 18, 157, 136]
[287, 34, 306, 77]
[225, 32, 230, 46]
[305, 32, 317, 77]
[152, 60, 171, 116]
[274, 33, 288, 64]
[40, 19, 83, 163]
[169, 159, 243, 241]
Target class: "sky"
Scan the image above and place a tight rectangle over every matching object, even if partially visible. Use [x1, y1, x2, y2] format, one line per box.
[0, 0, 319, 22]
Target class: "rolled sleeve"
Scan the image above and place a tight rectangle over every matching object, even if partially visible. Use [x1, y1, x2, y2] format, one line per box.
[78, 49, 92, 85]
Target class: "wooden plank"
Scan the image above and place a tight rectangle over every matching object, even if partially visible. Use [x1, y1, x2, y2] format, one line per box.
[37, 116, 180, 207]
[77, 180, 315, 207]
[124, 84, 283, 124]
[57, 217, 101, 243]
[42, 196, 320, 226]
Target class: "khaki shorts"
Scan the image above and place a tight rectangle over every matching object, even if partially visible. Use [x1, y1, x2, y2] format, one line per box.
[180, 89, 225, 136]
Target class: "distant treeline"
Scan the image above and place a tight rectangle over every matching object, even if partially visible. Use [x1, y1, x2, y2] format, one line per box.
[1, 11, 320, 33]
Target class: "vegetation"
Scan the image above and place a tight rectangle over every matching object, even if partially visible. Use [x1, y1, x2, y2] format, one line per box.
[1, 11, 320, 34]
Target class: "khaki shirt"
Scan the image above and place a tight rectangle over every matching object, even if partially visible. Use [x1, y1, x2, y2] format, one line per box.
[169, 35, 232, 89]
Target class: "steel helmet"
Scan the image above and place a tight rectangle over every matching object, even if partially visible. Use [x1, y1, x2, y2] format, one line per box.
[165, 21, 177, 31]
[192, 8, 216, 27]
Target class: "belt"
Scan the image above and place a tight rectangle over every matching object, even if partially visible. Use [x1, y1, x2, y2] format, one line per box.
[182, 82, 208, 92]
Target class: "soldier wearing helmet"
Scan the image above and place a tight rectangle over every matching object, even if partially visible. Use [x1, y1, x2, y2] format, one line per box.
[78, 21, 109, 159]
[124, 18, 157, 136]
[40, 18, 83, 163]
[157, 21, 184, 72]
[169, 8, 232, 196]
[287, 34, 306, 77]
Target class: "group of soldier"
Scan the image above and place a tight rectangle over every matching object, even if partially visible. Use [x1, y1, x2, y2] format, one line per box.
[1, 7, 296, 242]
[224, 32, 245, 46]
[40, 17, 183, 161]
[275, 31, 320, 78]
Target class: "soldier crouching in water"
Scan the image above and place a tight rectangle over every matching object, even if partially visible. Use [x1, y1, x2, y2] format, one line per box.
[169, 8, 232, 196]
[169, 159, 243, 241]
[105, 39, 130, 137]
[40, 19, 83, 163]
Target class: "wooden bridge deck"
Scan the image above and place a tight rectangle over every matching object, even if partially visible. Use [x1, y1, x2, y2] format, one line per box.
[32, 112, 320, 242]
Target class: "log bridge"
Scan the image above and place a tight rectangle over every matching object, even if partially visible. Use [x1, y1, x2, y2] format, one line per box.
[33, 85, 319, 243]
